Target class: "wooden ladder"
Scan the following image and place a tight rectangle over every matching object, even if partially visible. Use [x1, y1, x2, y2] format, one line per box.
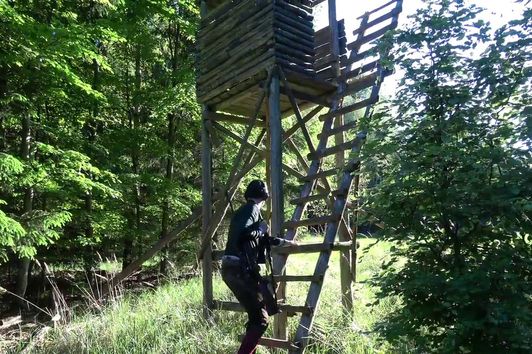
[271, 1, 403, 352]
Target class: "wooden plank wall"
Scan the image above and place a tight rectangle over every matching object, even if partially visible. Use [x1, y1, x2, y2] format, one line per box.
[273, 1, 315, 77]
[197, 0, 316, 107]
[197, 0, 274, 104]
[314, 20, 347, 81]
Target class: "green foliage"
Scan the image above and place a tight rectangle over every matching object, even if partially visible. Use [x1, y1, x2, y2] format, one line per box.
[361, 1, 531, 352]
[0, 0, 202, 272]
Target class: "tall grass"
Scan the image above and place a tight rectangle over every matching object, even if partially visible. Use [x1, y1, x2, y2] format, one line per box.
[19, 238, 407, 354]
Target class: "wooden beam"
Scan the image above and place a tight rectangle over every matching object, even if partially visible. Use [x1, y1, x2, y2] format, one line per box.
[212, 241, 353, 260]
[213, 300, 312, 316]
[319, 96, 379, 121]
[206, 111, 267, 128]
[342, 59, 380, 81]
[317, 120, 356, 139]
[347, 21, 399, 51]
[290, 192, 330, 205]
[274, 274, 324, 282]
[283, 215, 338, 230]
[201, 107, 214, 318]
[211, 121, 266, 157]
[352, 6, 402, 36]
[334, 109, 353, 314]
[107, 208, 201, 292]
[283, 105, 322, 142]
[269, 69, 288, 341]
[299, 168, 338, 182]
[272, 241, 353, 254]
[328, 0, 341, 79]
[279, 68, 316, 155]
[255, 337, 299, 351]
[356, 0, 398, 19]
[269, 70, 284, 242]
[308, 132, 367, 160]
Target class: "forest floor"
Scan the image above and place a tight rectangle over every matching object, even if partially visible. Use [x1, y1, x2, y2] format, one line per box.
[3, 237, 411, 353]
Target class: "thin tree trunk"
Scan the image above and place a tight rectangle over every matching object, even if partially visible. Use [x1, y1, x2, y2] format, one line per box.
[0, 114, 5, 150]
[83, 58, 99, 272]
[160, 112, 175, 274]
[159, 21, 183, 274]
[16, 113, 33, 310]
[123, 44, 142, 269]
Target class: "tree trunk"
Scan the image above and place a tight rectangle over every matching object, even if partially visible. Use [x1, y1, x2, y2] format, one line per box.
[123, 44, 142, 269]
[160, 112, 175, 274]
[16, 113, 33, 310]
[159, 22, 181, 274]
[82, 58, 99, 273]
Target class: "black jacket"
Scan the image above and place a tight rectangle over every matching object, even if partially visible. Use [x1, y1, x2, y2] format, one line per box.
[224, 201, 283, 270]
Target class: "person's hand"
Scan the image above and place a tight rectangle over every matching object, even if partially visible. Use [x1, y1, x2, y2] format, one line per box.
[259, 221, 269, 234]
[282, 239, 298, 247]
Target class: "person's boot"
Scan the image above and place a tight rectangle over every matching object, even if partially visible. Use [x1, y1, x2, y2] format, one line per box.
[237, 327, 263, 354]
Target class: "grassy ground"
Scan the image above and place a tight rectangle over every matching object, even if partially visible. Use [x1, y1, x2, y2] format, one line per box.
[13, 238, 406, 354]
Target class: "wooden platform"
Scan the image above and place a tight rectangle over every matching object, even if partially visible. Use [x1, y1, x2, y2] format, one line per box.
[212, 69, 336, 117]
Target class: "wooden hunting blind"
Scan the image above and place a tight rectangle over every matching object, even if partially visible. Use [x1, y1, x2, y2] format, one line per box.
[103, 1, 403, 353]
[196, 0, 404, 352]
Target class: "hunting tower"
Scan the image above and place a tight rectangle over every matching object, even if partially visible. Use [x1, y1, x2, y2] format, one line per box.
[197, 0, 403, 352]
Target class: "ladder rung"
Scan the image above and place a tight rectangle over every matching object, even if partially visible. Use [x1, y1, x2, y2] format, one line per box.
[343, 72, 379, 97]
[254, 337, 299, 350]
[283, 215, 337, 229]
[237, 336, 300, 350]
[299, 168, 338, 182]
[290, 192, 330, 205]
[210, 238, 352, 260]
[356, 0, 399, 19]
[319, 96, 379, 121]
[342, 59, 380, 81]
[318, 120, 357, 139]
[274, 274, 324, 282]
[309, 133, 366, 160]
[348, 21, 399, 50]
[272, 241, 353, 255]
[341, 47, 377, 68]
[330, 188, 350, 197]
[214, 300, 312, 315]
[352, 6, 402, 36]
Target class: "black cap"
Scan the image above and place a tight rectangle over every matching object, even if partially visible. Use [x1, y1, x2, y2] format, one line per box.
[244, 180, 269, 201]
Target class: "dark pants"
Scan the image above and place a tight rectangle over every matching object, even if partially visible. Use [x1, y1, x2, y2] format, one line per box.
[221, 261, 268, 353]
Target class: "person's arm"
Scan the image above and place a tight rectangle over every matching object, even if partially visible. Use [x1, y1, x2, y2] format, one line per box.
[254, 219, 298, 247]
[240, 207, 265, 242]
[270, 237, 297, 247]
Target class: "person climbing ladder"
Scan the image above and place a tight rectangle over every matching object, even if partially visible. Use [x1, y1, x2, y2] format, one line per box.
[221, 180, 297, 354]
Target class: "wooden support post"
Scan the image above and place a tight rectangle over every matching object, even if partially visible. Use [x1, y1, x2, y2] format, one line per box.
[334, 113, 353, 313]
[201, 107, 213, 319]
[269, 68, 287, 341]
[351, 174, 359, 284]
[328, 0, 341, 80]
[200, 1, 213, 320]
